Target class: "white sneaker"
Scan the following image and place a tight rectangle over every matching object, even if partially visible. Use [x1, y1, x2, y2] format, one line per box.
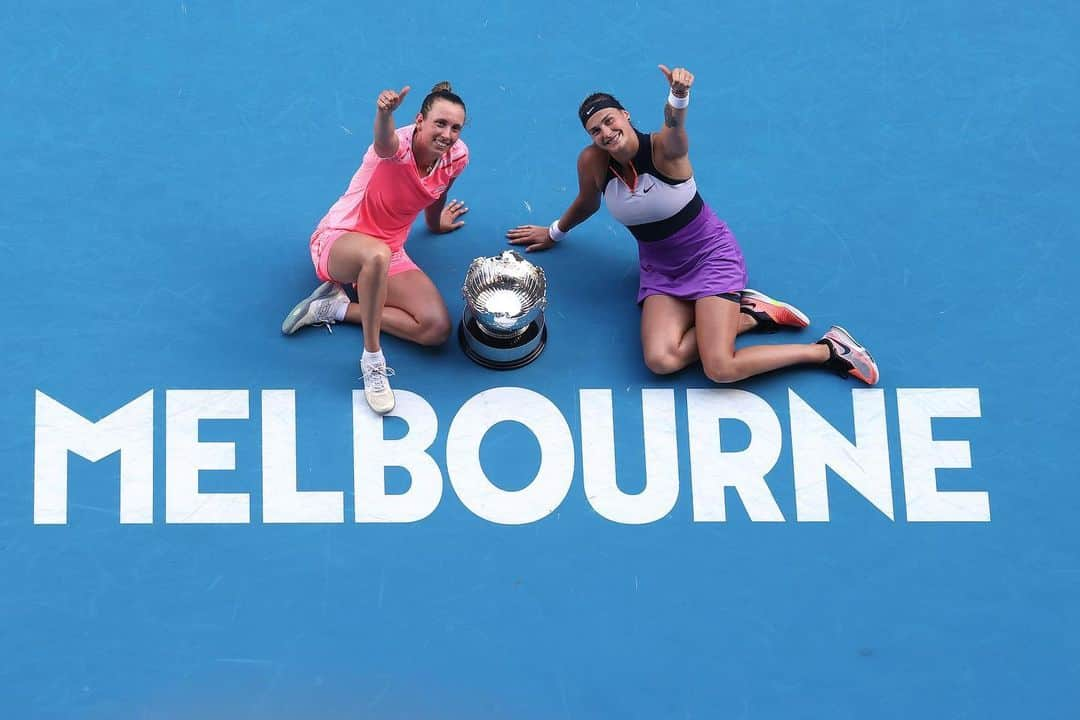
[281, 281, 349, 335]
[360, 357, 396, 414]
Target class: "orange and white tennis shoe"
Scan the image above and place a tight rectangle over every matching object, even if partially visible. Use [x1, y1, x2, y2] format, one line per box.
[739, 288, 810, 332]
[818, 325, 880, 385]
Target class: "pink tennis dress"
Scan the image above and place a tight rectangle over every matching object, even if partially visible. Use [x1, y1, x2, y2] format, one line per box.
[310, 125, 469, 280]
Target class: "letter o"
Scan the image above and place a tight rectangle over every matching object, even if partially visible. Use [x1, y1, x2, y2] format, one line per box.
[447, 388, 574, 524]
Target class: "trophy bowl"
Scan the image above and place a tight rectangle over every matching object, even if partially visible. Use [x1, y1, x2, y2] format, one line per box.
[459, 250, 548, 369]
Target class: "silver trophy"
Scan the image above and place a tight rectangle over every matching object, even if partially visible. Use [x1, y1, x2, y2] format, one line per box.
[459, 250, 548, 369]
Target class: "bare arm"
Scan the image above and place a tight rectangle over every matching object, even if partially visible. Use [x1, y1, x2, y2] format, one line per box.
[557, 148, 605, 230]
[506, 147, 605, 252]
[425, 178, 469, 233]
[373, 85, 411, 159]
[655, 65, 694, 162]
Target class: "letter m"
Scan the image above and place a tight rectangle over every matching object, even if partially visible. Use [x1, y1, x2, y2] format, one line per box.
[34, 390, 154, 524]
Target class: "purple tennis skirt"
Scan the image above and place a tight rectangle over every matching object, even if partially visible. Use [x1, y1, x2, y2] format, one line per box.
[636, 203, 749, 303]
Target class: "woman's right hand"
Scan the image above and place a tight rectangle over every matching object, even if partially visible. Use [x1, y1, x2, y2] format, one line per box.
[376, 86, 410, 114]
[506, 225, 557, 253]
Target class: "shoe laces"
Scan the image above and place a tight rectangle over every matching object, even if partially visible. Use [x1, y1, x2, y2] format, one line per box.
[361, 362, 395, 393]
[313, 299, 338, 322]
[312, 299, 343, 334]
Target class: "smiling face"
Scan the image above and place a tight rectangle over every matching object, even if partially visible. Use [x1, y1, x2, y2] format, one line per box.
[585, 108, 632, 154]
[414, 98, 465, 157]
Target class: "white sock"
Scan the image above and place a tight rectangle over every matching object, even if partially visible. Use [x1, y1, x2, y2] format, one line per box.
[362, 349, 384, 366]
[332, 301, 348, 322]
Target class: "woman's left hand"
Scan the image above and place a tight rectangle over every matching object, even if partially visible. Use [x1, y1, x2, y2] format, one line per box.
[658, 65, 694, 97]
[506, 224, 557, 252]
[439, 199, 468, 232]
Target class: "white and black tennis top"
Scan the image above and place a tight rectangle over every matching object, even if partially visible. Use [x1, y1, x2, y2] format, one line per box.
[603, 129, 704, 242]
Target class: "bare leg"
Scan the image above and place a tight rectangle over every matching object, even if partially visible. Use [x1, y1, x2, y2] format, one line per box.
[343, 269, 451, 346]
[640, 295, 697, 374]
[640, 295, 762, 374]
[325, 233, 391, 353]
[694, 296, 829, 383]
[737, 312, 759, 334]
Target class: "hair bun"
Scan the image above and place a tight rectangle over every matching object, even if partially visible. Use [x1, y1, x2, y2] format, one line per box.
[431, 81, 453, 93]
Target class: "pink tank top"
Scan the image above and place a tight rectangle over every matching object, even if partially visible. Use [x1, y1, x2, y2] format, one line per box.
[317, 125, 469, 249]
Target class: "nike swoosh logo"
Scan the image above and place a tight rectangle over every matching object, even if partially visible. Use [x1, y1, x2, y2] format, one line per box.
[642, 184, 653, 193]
[836, 344, 852, 357]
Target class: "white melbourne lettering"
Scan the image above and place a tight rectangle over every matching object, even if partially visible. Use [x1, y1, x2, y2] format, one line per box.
[31, 386, 988, 525]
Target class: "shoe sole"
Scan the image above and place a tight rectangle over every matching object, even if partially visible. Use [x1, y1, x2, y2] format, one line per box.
[361, 360, 396, 414]
[366, 394, 396, 415]
[828, 325, 880, 385]
[281, 281, 340, 335]
[742, 288, 810, 327]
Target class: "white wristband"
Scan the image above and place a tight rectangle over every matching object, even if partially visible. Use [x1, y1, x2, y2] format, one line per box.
[548, 219, 566, 242]
[667, 90, 690, 109]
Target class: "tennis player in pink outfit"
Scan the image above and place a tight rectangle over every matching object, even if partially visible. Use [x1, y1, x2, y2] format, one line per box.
[282, 82, 470, 414]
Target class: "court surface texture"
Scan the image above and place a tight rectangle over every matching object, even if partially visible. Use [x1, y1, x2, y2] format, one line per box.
[2, 1, 1078, 718]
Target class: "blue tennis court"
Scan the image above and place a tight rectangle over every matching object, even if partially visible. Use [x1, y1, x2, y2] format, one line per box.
[2, 1, 1078, 717]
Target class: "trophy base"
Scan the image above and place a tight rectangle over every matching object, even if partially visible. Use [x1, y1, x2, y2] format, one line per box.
[458, 311, 547, 370]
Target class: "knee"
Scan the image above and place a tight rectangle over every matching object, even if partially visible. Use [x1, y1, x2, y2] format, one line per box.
[643, 346, 685, 375]
[415, 313, 452, 346]
[701, 355, 742, 384]
[366, 243, 392, 271]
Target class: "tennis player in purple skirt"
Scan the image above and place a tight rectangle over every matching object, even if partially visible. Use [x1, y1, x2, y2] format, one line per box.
[508, 65, 879, 385]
